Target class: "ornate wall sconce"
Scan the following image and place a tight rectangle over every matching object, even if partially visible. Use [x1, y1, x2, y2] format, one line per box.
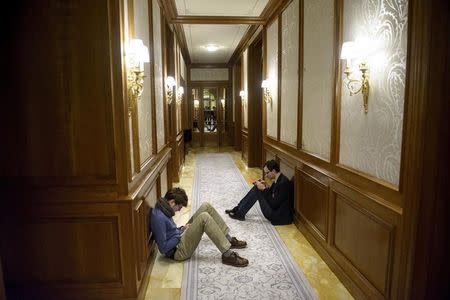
[127, 39, 150, 115]
[261, 80, 272, 104]
[220, 98, 225, 109]
[176, 86, 184, 105]
[165, 76, 176, 104]
[239, 90, 247, 106]
[340, 41, 370, 113]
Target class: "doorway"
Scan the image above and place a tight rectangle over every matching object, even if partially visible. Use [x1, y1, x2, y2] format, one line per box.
[190, 85, 230, 147]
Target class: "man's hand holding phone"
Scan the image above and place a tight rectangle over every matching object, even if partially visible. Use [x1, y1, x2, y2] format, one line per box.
[254, 179, 266, 191]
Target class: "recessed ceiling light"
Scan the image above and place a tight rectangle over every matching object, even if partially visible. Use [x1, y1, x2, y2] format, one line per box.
[204, 44, 220, 52]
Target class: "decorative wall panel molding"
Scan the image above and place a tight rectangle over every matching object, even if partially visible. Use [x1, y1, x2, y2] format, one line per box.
[243, 50, 249, 128]
[266, 18, 279, 139]
[153, 0, 166, 152]
[339, 0, 408, 185]
[135, 0, 153, 163]
[302, 0, 334, 160]
[280, 0, 299, 146]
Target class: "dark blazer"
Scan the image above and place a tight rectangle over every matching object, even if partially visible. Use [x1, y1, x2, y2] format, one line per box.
[261, 173, 294, 225]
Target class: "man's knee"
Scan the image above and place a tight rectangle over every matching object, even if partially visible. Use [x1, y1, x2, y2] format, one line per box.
[200, 202, 212, 209]
[198, 212, 211, 223]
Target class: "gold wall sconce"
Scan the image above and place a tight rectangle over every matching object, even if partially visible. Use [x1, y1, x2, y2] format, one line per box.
[239, 90, 247, 106]
[193, 99, 200, 108]
[176, 86, 184, 105]
[261, 80, 272, 104]
[340, 41, 370, 113]
[165, 76, 176, 104]
[127, 39, 150, 115]
[220, 98, 225, 109]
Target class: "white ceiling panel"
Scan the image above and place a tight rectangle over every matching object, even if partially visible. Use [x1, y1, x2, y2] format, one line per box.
[184, 24, 249, 63]
[175, 0, 269, 16]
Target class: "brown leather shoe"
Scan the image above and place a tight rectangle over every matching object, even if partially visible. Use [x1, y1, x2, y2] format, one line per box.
[222, 251, 249, 267]
[229, 237, 247, 249]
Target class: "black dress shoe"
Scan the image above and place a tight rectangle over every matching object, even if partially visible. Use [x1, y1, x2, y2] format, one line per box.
[229, 212, 245, 221]
[225, 207, 237, 214]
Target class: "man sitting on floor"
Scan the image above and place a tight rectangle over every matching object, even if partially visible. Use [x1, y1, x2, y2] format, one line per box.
[226, 159, 294, 225]
[151, 187, 249, 267]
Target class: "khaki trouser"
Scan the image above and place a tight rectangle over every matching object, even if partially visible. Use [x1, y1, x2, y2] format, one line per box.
[174, 202, 231, 261]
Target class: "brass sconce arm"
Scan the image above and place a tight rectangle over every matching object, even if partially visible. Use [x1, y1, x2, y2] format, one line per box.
[343, 62, 370, 113]
[261, 80, 272, 104]
[126, 39, 149, 115]
[165, 76, 176, 104]
[127, 69, 146, 115]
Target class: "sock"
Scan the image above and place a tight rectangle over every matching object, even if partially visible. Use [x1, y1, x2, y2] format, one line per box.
[222, 249, 233, 257]
[226, 233, 232, 242]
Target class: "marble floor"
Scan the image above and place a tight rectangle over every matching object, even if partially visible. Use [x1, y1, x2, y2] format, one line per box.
[144, 147, 353, 300]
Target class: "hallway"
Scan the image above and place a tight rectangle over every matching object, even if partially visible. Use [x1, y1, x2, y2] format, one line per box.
[1, 0, 448, 299]
[144, 147, 352, 299]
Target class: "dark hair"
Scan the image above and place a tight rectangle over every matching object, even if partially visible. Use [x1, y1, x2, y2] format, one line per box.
[264, 159, 280, 172]
[164, 187, 188, 207]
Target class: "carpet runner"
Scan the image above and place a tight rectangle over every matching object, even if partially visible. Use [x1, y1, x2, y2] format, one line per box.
[181, 153, 317, 300]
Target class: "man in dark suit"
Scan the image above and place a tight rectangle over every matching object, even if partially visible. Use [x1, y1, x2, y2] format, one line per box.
[226, 160, 294, 225]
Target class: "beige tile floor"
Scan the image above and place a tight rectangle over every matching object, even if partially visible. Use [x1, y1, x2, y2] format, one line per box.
[144, 147, 353, 300]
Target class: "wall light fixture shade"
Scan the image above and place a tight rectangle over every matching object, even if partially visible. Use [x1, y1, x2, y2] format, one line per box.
[220, 98, 225, 108]
[165, 76, 176, 104]
[341, 40, 370, 113]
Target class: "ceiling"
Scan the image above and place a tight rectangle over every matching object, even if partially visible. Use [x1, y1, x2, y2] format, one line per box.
[162, 0, 279, 64]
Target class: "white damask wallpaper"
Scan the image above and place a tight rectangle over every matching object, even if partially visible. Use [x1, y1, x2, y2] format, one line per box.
[266, 18, 279, 139]
[339, 0, 407, 185]
[160, 166, 168, 197]
[243, 50, 248, 129]
[190, 68, 228, 81]
[135, 0, 153, 163]
[153, 0, 165, 152]
[302, 0, 334, 160]
[280, 0, 299, 147]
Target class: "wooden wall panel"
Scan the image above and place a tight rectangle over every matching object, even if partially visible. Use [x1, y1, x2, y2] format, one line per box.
[5, 0, 116, 183]
[298, 169, 328, 240]
[3, 217, 121, 284]
[332, 191, 395, 298]
[1, 201, 136, 300]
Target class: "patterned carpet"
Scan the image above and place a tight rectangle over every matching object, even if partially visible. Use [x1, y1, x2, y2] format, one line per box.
[181, 153, 317, 300]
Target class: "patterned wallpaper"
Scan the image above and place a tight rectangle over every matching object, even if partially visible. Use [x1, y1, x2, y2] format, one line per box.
[302, 0, 334, 160]
[160, 166, 168, 197]
[153, 0, 165, 152]
[243, 50, 248, 128]
[339, 0, 407, 185]
[135, 0, 153, 163]
[190, 68, 228, 81]
[280, 0, 299, 147]
[266, 18, 278, 139]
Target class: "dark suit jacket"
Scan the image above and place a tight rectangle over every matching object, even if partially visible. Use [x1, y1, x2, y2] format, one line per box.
[261, 173, 294, 225]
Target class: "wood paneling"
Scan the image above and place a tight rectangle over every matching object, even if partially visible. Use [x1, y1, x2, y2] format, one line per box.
[298, 169, 328, 240]
[3, 217, 121, 284]
[3, 0, 116, 183]
[333, 194, 394, 297]
[0, 1, 171, 299]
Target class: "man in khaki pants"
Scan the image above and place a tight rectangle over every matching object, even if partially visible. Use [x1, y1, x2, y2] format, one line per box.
[151, 187, 248, 267]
